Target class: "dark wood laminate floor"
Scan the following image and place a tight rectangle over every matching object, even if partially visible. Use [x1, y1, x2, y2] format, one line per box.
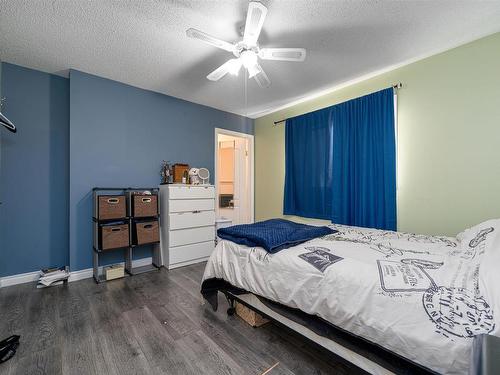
[0, 262, 357, 375]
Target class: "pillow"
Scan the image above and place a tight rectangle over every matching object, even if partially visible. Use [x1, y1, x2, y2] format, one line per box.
[456, 218, 500, 247]
[477, 221, 500, 339]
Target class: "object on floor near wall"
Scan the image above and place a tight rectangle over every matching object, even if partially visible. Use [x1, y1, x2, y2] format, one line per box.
[0, 335, 20, 364]
[92, 187, 162, 283]
[159, 184, 216, 269]
[37, 266, 70, 288]
[104, 264, 125, 281]
[172, 163, 189, 183]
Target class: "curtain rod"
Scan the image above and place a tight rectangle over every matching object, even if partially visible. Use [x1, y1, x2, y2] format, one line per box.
[273, 83, 403, 126]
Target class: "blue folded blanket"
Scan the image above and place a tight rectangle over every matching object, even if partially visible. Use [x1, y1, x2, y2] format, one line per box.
[217, 219, 336, 253]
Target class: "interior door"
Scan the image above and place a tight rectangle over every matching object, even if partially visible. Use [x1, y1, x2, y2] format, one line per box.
[232, 138, 249, 224]
[218, 140, 235, 223]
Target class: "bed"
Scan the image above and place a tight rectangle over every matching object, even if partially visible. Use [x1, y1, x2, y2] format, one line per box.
[201, 219, 500, 374]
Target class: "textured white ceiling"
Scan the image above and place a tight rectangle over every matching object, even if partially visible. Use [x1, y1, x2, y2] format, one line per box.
[1, 1, 500, 118]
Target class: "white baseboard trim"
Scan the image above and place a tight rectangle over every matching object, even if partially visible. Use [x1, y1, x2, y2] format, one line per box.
[67, 268, 93, 283]
[0, 270, 41, 288]
[0, 257, 155, 288]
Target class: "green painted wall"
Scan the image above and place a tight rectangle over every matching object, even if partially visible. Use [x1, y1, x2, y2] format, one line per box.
[255, 32, 500, 237]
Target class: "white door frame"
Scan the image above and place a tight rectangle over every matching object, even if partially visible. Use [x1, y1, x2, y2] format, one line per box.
[214, 128, 255, 223]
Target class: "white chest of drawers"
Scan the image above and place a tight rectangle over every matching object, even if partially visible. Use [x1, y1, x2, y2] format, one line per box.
[159, 184, 215, 269]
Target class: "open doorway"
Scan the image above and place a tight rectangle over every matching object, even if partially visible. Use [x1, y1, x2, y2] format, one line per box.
[214, 128, 254, 226]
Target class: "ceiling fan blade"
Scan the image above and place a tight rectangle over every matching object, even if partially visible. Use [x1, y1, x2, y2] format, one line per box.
[186, 28, 235, 52]
[259, 48, 306, 62]
[0, 112, 16, 133]
[253, 64, 271, 88]
[243, 1, 268, 46]
[207, 59, 241, 81]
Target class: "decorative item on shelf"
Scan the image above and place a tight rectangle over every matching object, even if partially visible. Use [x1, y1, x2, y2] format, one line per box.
[172, 163, 189, 183]
[198, 168, 210, 184]
[160, 160, 172, 184]
[189, 168, 200, 185]
[182, 169, 189, 184]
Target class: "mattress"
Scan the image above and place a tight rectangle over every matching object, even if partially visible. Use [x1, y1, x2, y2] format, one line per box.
[202, 220, 500, 374]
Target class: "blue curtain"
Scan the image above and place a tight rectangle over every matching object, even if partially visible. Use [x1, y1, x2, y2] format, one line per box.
[284, 87, 396, 230]
[284, 107, 333, 220]
[330, 88, 396, 230]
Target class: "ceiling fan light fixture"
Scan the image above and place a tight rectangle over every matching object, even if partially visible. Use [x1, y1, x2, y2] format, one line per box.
[186, 1, 306, 88]
[228, 59, 242, 75]
[247, 63, 260, 78]
[240, 50, 257, 69]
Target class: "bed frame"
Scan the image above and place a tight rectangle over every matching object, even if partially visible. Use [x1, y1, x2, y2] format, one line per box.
[224, 291, 436, 375]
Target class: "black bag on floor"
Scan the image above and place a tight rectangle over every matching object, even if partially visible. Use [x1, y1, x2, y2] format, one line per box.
[0, 335, 20, 364]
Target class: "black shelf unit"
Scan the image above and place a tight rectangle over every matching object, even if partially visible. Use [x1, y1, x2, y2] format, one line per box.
[92, 187, 162, 283]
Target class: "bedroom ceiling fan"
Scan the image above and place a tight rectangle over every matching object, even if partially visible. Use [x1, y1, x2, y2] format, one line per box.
[186, 1, 306, 88]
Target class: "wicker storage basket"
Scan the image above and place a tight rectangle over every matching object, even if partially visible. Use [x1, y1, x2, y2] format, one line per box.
[133, 194, 158, 217]
[100, 223, 129, 250]
[97, 195, 126, 220]
[135, 220, 159, 245]
[235, 302, 269, 327]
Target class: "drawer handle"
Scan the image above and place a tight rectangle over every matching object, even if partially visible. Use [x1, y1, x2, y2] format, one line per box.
[107, 198, 119, 204]
[192, 210, 201, 214]
[141, 197, 152, 203]
[111, 227, 122, 232]
[143, 224, 153, 229]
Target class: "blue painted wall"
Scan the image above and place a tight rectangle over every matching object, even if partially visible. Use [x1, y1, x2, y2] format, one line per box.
[0, 63, 253, 277]
[0, 63, 69, 277]
[69, 70, 253, 271]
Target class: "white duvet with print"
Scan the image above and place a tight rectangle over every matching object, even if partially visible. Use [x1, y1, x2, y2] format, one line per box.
[202, 219, 500, 374]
